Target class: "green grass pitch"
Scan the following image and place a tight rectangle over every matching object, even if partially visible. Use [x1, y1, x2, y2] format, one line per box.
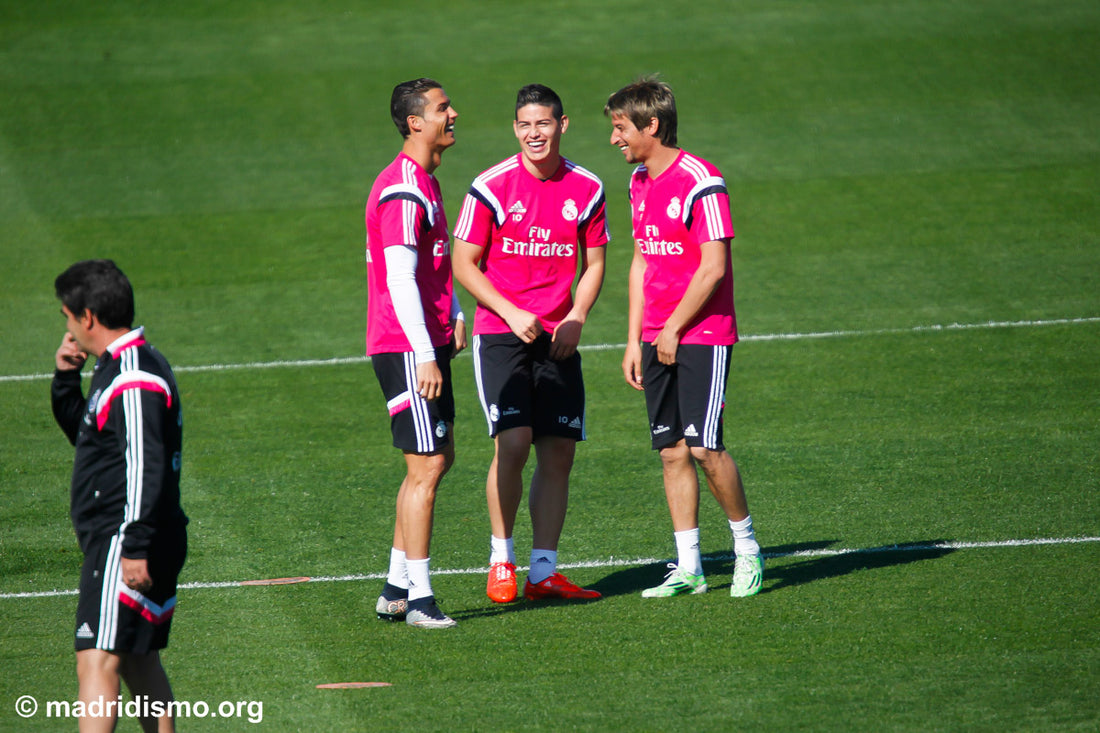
[2, 0, 1098, 730]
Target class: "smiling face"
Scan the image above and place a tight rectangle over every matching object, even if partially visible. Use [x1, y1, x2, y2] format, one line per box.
[417, 86, 458, 151]
[608, 112, 657, 165]
[514, 103, 567, 173]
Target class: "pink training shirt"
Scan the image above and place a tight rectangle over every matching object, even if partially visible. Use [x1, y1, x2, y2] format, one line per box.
[629, 150, 738, 346]
[453, 154, 609, 335]
[365, 153, 455, 356]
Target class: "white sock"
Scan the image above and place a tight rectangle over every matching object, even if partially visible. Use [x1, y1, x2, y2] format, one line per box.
[386, 547, 407, 589]
[406, 558, 433, 602]
[674, 528, 703, 576]
[490, 535, 514, 566]
[729, 515, 761, 556]
[528, 549, 557, 584]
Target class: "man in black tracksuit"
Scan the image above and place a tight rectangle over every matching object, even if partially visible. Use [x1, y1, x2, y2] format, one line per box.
[51, 259, 187, 732]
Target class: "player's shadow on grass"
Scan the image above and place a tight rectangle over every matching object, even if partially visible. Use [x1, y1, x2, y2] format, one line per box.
[588, 539, 955, 597]
[728, 539, 955, 594]
[449, 594, 602, 621]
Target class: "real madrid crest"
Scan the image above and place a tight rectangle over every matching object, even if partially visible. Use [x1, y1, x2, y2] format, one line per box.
[666, 197, 682, 220]
[561, 198, 578, 222]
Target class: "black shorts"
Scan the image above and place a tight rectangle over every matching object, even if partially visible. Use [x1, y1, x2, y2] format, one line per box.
[642, 342, 732, 451]
[75, 529, 187, 654]
[372, 345, 455, 454]
[473, 332, 585, 441]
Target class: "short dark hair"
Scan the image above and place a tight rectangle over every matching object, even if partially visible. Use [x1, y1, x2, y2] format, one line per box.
[515, 84, 564, 121]
[390, 78, 443, 138]
[604, 75, 678, 147]
[55, 259, 135, 330]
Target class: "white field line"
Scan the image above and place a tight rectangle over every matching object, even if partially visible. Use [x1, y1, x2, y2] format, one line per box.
[4, 316, 1098, 383]
[3, 535, 1097, 600]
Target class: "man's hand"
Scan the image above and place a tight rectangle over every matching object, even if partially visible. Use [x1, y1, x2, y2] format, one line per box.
[121, 557, 153, 594]
[549, 318, 583, 360]
[505, 309, 543, 344]
[653, 326, 681, 365]
[452, 318, 467, 356]
[622, 341, 644, 391]
[55, 333, 87, 371]
[416, 360, 444, 402]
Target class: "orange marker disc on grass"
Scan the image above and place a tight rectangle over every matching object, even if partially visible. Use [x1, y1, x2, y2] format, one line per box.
[239, 577, 312, 586]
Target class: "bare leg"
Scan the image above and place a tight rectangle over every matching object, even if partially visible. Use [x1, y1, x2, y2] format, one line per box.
[529, 436, 576, 551]
[399, 438, 454, 561]
[690, 446, 749, 522]
[659, 440, 701, 532]
[391, 476, 409, 554]
[76, 649, 122, 733]
[486, 427, 532, 542]
[118, 650, 176, 733]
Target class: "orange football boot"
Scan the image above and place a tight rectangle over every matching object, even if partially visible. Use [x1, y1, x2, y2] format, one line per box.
[486, 562, 518, 603]
[523, 572, 601, 600]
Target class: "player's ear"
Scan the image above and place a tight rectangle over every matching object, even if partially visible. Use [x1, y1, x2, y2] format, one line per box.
[559, 114, 570, 134]
[407, 114, 423, 135]
[643, 117, 660, 137]
[81, 309, 101, 332]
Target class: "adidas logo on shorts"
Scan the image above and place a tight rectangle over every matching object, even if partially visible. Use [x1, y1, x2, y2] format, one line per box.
[76, 622, 95, 639]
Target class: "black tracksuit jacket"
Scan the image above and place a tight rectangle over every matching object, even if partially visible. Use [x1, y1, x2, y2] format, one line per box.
[51, 329, 188, 556]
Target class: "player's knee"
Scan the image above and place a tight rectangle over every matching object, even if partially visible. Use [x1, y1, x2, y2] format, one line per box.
[117, 650, 161, 681]
[495, 429, 533, 470]
[76, 649, 122, 680]
[439, 443, 456, 475]
[659, 441, 691, 466]
[690, 445, 733, 472]
[421, 452, 450, 483]
[536, 438, 576, 474]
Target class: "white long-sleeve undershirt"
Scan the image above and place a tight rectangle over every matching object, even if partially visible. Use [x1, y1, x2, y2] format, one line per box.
[383, 245, 462, 366]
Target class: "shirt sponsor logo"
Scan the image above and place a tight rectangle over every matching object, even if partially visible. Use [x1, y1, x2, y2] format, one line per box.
[638, 224, 684, 256]
[652, 424, 671, 435]
[433, 237, 450, 257]
[638, 240, 684, 256]
[501, 237, 575, 257]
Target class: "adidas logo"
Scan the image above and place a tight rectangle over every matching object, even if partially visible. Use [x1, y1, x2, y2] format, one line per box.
[76, 622, 95, 639]
[684, 424, 699, 437]
[569, 417, 582, 429]
[509, 200, 527, 222]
